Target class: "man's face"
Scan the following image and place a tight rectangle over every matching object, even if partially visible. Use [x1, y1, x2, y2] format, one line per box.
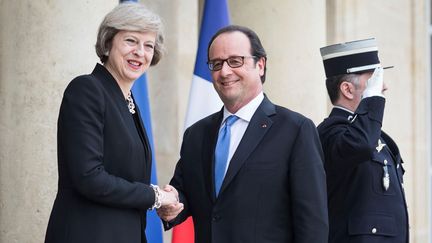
[208, 31, 265, 112]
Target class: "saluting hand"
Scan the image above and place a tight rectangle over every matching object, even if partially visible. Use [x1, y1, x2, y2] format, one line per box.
[362, 67, 384, 98]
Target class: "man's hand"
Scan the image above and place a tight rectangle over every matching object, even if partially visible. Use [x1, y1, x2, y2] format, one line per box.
[157, 185, 184, 222]
[362, 67, 384, 98]
[160, 185, 179, 206]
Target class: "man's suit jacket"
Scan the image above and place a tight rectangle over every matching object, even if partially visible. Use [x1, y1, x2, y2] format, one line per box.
[317, 97, 409, 243]
[45, 64, 155, 243]
[167, 97, 329, 243]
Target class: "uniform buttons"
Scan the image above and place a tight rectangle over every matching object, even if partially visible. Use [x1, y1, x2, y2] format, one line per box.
[371, 228, 377, 234]
[383, 159, 388, 165]
[397, 163, 400, 168]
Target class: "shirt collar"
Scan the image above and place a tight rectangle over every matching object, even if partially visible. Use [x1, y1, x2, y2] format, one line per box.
[333, 105, 355, 114]
[222, 92, 264, 124]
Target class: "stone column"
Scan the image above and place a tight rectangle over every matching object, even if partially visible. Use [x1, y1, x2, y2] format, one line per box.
[229, 0, 328, 123]
[0, 1, 117, 242]
[410, 1, 432, 242]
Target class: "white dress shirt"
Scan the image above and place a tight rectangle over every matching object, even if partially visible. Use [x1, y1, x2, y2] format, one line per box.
[219, 92, 264, 176]
[333, 105, 354, 114]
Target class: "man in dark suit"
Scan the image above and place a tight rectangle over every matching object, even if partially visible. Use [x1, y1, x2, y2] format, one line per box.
[158, 25, 328, 243]
[317, 38, 409, 243]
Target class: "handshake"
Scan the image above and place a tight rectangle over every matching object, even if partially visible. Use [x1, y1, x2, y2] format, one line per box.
[153, 185, 184, 222]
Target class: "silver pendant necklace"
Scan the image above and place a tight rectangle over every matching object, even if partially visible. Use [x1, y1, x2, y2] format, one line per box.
[126, 92, 136, 114]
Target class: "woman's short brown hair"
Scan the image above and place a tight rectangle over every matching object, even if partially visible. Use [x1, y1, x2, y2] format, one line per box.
[95, 2, 164, 65]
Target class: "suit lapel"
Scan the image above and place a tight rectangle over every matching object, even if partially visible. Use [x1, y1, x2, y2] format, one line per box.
[94, 64, 131, 120]
[93, 64, 152, 182]
[218, 97, 275, 196]
[202, 112, 223, 203]
[133, 103, 153, 179]
[94, 64, 139, 141]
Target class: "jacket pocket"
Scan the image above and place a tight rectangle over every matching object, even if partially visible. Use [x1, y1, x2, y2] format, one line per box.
[348, 213, 397, 237]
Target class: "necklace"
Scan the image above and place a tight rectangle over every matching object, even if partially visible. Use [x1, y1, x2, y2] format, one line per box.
[126, 92, 136, 114]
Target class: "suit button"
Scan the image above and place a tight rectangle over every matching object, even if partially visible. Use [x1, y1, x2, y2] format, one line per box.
[371, 228, 377, 234]
[212, 215, 220, 222]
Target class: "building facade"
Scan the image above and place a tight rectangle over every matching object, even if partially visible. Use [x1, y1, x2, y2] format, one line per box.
[0, 0, 430, 242]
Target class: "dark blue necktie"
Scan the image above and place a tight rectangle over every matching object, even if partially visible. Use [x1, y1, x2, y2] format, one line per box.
[214, 115, 239, 196]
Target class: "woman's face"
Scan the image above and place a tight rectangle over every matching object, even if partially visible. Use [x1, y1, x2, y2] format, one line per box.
[105, 30, 156, 84]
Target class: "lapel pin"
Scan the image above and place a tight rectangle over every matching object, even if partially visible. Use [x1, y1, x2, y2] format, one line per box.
[376, 139, 386, 153]
[261, 123, 267, 128]
[348, 114, 357, 123]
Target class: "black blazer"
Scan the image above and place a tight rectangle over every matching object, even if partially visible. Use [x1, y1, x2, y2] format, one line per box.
[318, 97, 409, 243]
[167, 97, 329, 243]
[45, 64, 155, 243]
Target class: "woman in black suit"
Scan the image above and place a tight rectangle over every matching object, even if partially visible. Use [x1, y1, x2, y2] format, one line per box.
[45, 3, 179, 243]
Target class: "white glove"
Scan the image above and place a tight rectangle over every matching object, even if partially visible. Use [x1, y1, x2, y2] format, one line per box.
[362, 67, 384, 99]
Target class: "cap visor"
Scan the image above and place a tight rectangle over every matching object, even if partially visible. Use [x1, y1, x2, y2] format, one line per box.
[350, 65, 393, 74]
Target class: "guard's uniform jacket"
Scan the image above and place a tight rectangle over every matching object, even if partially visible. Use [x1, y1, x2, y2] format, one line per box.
[318, 96, 409, 243]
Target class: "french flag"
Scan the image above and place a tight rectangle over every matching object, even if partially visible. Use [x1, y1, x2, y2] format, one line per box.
[172, 0, 230, 242]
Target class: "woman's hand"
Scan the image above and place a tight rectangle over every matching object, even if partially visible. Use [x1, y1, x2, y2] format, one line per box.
[157, 185, 184, 222]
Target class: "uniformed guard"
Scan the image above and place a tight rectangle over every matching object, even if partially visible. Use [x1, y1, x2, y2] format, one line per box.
[317, 38, 409, 243]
